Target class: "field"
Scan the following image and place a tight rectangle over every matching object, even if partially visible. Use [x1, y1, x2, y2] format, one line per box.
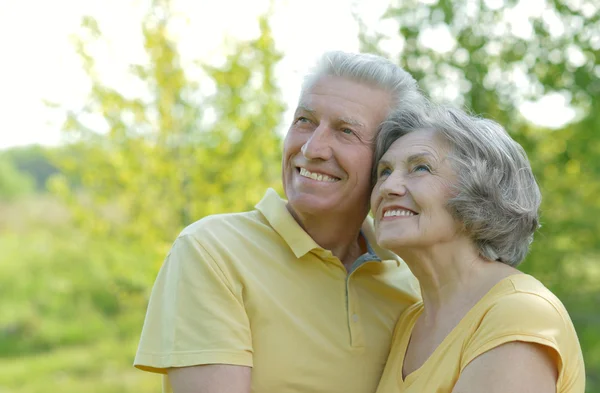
[0, 197, 158, 392]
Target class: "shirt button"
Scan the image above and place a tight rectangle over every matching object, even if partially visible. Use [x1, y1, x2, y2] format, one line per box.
[352, 314, 359, 322]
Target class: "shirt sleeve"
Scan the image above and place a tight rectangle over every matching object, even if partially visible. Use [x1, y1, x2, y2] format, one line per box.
[134, 234, 253, 374]
[460, 291, 584, 390]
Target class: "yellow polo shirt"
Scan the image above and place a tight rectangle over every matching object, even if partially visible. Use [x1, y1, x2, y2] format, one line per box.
[376, 274, 585, 393]
[134, 188, 420, 393]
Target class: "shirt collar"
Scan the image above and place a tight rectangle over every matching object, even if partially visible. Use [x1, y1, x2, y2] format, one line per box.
[255, 188, 320, 258]
[361, 215, 401, 265]
[255, 188, 400, 265]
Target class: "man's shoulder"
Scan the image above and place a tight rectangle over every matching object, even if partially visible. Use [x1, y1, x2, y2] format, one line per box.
[180, 209, 269, 240]
[168, 209, 284, 271]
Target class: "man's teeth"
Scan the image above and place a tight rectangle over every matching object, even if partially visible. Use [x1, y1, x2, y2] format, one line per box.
[384, 209, 416, 217]
[299, 168, 338, 183]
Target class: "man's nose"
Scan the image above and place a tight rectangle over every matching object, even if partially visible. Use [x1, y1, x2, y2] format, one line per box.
[301, 125, 333, 161]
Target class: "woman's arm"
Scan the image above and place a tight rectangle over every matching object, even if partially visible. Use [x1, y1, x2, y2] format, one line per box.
[452, 341, 558, 393]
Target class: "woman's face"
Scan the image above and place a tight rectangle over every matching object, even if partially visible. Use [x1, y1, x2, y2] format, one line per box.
[370, 129, 462, 252]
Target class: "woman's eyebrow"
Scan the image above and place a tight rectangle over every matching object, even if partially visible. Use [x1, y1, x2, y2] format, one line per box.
[377, 159, 392, 168]
[406, 152, 434, 164]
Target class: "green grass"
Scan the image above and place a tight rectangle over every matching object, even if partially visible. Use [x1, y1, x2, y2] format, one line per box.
[0, 337, 159, 393]
[0, 196, 162, 392]
[0, 226, 152, 356]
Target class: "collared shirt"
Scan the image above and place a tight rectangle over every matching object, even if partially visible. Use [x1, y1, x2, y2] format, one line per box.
[134, 188, 420, 393]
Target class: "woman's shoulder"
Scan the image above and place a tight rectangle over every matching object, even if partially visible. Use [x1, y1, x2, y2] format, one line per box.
[489, 274, 572, 326]
[462, 273, 580, 362]
[461, 274, 585, 391]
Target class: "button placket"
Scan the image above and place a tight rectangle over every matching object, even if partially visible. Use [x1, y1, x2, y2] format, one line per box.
[346, 274, 365, 348]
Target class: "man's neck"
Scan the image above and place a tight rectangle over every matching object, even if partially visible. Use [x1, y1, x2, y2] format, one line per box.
[287, 205, 368, 270]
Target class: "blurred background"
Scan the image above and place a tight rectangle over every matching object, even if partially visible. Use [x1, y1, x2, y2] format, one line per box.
[0, 0, 598, 391]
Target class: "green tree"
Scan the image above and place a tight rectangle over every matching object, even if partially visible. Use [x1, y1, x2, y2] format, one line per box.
[50, 0, 285, 261]
[360, 1, 600, 389]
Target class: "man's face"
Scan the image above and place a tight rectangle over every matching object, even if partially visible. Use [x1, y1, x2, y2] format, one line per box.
[282, 75, 392, 222]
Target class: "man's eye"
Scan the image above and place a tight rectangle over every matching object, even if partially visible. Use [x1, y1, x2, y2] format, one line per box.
[295, 117, 311, 124]
[341, 128, 354, 135]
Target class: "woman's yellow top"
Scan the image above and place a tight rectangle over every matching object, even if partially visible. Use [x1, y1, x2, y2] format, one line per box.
[376, 274, 585, 393]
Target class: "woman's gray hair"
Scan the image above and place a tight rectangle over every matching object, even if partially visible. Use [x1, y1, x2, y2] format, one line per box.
[301, 51, 426, 119]
[373, 104, 542, 267]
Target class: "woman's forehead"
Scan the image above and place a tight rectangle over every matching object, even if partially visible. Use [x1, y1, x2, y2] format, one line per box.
[383, 129, 449, 160]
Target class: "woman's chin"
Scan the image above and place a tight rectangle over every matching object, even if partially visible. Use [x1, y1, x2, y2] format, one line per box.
[378, 233, 424, 257]
[378, 235, 406, 253]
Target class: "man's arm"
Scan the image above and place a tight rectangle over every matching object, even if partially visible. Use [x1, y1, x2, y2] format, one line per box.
[134, 234, 253, 376]
[168, 365, 251, 393]
[452, 341, 558, 393]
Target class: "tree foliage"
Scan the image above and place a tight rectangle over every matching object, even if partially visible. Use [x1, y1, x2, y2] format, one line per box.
[50, 0, 285, 258]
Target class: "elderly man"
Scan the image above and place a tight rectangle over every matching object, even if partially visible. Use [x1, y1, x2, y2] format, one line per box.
[134, 51, 424, 393]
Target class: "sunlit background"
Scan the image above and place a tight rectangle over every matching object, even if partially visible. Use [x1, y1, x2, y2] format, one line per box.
[1, 0, 599, 392]
[0, 0, 584, 149]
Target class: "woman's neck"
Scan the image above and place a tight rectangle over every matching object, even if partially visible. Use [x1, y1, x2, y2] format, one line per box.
[397, 239, 518, 319]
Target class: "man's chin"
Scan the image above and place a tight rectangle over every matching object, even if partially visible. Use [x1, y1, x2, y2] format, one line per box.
[287, 193, 338, 217]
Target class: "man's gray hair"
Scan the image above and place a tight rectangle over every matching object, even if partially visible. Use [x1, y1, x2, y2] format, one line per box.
[373, 104, 541, 266]
[301, 51, 426, 119]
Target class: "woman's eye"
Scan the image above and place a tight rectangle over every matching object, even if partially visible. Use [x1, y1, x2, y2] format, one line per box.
[378, 168, 392, 178]
[413, 164, 431, 173]
[296, 117, 310, 124]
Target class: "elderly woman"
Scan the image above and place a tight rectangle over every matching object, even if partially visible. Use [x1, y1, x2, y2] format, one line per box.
[371, 105, 585, 393]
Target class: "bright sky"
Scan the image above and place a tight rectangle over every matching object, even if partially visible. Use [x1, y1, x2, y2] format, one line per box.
[0, 0, 576, 149]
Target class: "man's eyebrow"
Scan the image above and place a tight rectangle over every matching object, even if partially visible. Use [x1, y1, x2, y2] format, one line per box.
[295, 105, 316, 114]
[295, 105, 364, 128]
[338, 116, 365, 128]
